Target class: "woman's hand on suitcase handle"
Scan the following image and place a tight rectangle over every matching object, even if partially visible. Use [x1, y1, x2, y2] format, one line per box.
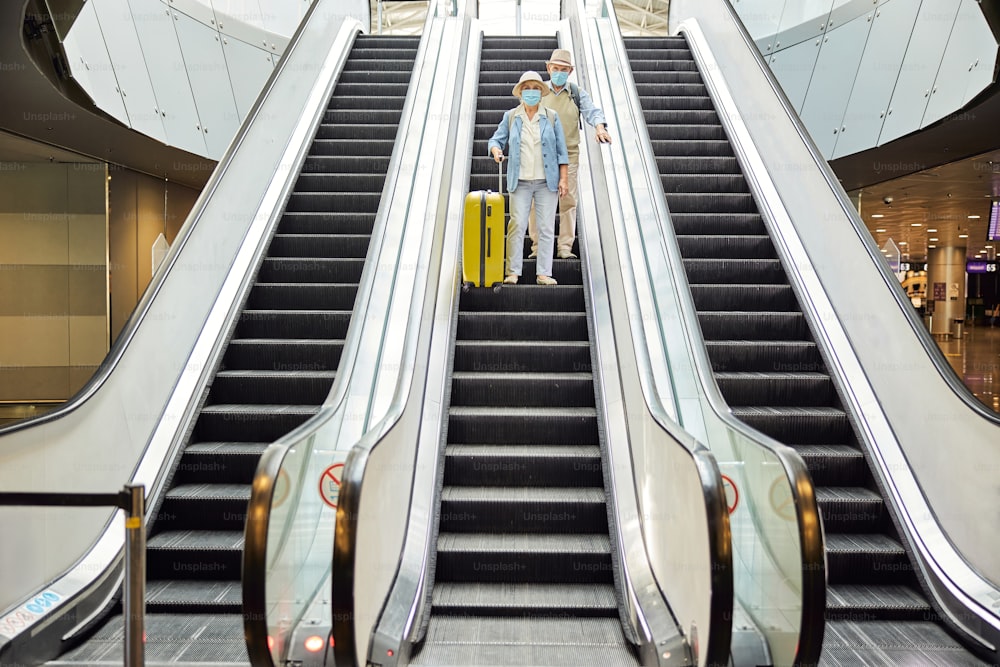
[491, 148, 505, 163]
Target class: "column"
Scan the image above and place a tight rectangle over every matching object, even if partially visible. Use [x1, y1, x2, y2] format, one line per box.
[926, 246, 966, 335]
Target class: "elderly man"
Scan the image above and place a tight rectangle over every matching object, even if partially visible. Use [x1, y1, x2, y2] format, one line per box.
[528, 48, 612, 260]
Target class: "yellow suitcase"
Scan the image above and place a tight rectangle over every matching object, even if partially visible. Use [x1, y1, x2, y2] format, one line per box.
[462, 163, 505, 289]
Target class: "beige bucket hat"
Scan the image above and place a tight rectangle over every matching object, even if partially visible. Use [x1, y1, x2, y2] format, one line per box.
[546, 49, 574, 68]
[512, 71, 551, 97]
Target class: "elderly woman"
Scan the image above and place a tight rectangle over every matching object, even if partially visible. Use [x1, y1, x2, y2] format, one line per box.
[488, 71, 569, 285]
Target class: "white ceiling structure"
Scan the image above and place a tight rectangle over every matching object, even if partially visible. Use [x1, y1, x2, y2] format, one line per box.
[371, 0, 669, 36]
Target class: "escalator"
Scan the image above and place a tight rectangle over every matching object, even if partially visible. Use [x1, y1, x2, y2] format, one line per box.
[624, 35, 987, 665]
[407, 35, 640, 665]
[50, 35, 419, 665]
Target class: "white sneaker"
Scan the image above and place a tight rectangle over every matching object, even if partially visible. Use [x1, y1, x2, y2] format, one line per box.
[503, 274, 519, 285]
[529, 250, 538, 258]
[536, 275, 558, 286]
[557, 249, 577, 259]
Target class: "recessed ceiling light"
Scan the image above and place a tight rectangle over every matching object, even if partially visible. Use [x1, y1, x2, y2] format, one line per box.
[959, 234, 969, 238]
[968, 215, 981, 219]
[875, 228, 887, 233]
[928, 245, 936, 248]
[987, 246, 994, 249]
[927, 228, 937, 232]
[871, 214, 884, 218]
[929, 238, 939, 241]
[899, 241, 908, 245]
[911, 223, 922, 227]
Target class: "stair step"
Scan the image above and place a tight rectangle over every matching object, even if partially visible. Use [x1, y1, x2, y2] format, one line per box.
[449, 372, 595, 407]
[714, 371, 835, 407]
[432, 582, 618, 617]
[445, 444, 603, 487]
[825, 533, 912, 585]
[826, 584, 934, 622]
[436, 533, 612, 583]
[731, 406, 851, 445]
[816, 487, 886, 532]
[440, 486, 607, 533]
[447, 406, 598, 445]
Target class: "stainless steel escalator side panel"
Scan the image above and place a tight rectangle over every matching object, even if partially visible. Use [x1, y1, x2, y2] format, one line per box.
[0, 8, 363, 666]
[671, 0, 1000, 658]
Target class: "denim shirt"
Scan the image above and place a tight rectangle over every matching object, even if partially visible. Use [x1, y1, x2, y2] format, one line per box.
[487, 106, 569, 193]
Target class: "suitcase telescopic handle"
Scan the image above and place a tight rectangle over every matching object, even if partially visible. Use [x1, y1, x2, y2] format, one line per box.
[498, 159, 503, 195]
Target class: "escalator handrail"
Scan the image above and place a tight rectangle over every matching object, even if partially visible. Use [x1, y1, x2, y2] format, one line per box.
[686, 1, 1000, 650]
[592, 3, 827, 664]
[716, 1, 1000, 427]
[244, 6, 463, 666]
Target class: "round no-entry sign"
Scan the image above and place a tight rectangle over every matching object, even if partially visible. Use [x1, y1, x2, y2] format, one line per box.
[319, 463, 344, 509]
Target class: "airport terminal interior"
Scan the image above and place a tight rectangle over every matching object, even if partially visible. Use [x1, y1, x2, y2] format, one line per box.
[1, 0, 1000, 666]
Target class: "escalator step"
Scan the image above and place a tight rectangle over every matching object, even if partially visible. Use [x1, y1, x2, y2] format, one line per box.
[650, 138, 731, 155]
[453, 340, 592, 374]
[432, 582, 618, 617]
[447, 406, 598, 445]
[436, 533, 612, 583]
[146, 530, 243, 580]
[194, 404, 318, 442]
[705, 340, 821, 372]
[315, 123, 401, 140]
[665, 192, 756, 213]
[689, 284, 798, 311]
[826, 584, 934, 621]
[285, 191, 382, 212]
[341, 59, 418, 72]
[146, 580, 242, 613]
[294, 171, 387, 192]
[278, 212, 377, 235]
[683, 258, 787, 284]
[210, 370, 336, 404]
[670, 212, 765, 236]
[459, 284, 585, 312]
[816, 487, 886, 532]
[445, 444, 603, 487]
[648, 124, 729, 142]
[791, 444, 867, 486]
[714, 371, 835, 406]
[158, 484, 252, 531]
[223, 339, 344, 371]
[458, 312, 589, 341]
[661, 173, 748, 193]
[632, 96, 715, 111]
[731, 406, 850, 444]
[450, 372, 595, 407]
[412, 616, 635, 666]
[257, 258, 366, 283]
[698, 311, 809, 340]
[235, 309, 354, 338]
[308, 139, 396, 156]
[822, 621, 979, 664]
[677, 235, 775, 259]
[440, 486, 607, 533]
[247, 283, 358, 310]
[177, 442, 269, 484]
[656, 155, 738, 173]
[337, 70, 413, 84]
[825, 533, 911, 584]
[268, 233, 372, 258]
[632, 71, 703, 85]
[300, 153, 392, 173]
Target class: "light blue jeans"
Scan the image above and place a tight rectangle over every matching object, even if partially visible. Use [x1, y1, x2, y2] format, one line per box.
[508, 179, 557, 278]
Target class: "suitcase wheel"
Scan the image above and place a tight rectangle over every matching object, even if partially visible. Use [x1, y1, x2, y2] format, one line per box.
[462, 282, 471, 293]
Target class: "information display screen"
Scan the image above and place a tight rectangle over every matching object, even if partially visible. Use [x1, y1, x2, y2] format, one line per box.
[989, 201, 999, 242]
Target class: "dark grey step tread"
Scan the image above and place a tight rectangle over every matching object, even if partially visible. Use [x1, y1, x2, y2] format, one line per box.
[432, 582, 617, 610]
[273, 233, 371, 240]
[240, 308, 354, 315]
[227, 337, 346, 346]
[714, 371, 830, 381]
[441, 487, 605, 503]
[50, 613, 247, 664]
[164, 483, 252, 500]
[792, 444, 865, 459]
[438, 533, 610, 553]
[185, 442, 270, 455]
[731, 406, 846, 418]
[825, 533, 904, 554]
[823, 619, 980, 655]
[706, 340, 816, 348]
[147, 530, 245, 550]
[451, 371, 593, 380]
[448, 444, 601, 457]
[455, 340, 590, 349]
[214, 370, 337, 380]
[816, 487, 883, 503]
[827, 584, 930, 611]
[412, 617, 637, 666]
[450, 406, 597, 418]
[146, 580, 242, 606]
[249, 282, 359, 288]
[199, 404, 319, 415]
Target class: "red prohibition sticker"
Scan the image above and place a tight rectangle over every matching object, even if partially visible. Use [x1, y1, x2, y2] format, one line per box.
[319, 463, 344, 509]
[721, 474, 739, 515]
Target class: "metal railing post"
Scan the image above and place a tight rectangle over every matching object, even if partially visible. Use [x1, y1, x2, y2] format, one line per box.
[123, 484, 146, 666]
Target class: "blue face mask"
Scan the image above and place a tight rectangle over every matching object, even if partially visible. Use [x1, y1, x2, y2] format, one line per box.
[521, 90, 542, 106]
[551, 71, 569, 87]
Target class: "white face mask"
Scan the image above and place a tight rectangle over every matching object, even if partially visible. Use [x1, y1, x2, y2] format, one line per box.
[521, 89, 542, 106]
